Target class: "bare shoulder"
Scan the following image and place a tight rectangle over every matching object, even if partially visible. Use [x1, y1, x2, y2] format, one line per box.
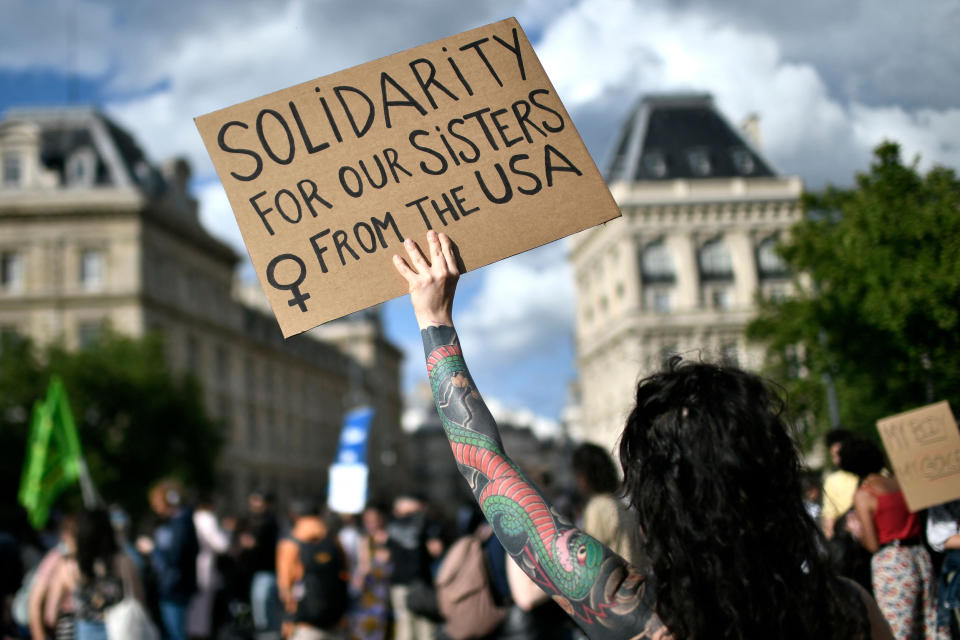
[841, 578, 894, 640]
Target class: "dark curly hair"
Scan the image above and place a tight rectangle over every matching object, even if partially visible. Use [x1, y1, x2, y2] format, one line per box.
[572, 442, 620, 495]
[838, 437, 887, 479]
[76, 508, 118, 581]
[619, 359, 864, 639]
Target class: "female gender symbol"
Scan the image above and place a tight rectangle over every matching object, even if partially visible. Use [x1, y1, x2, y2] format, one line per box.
[266, 253, 311, 312]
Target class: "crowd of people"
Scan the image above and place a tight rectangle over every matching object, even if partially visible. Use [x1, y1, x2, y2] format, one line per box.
[2, 449, 628, 640]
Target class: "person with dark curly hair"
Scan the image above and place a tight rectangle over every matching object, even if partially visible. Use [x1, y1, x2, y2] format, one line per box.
[841, 437, 939, 639]
[393, 231, 893, 640]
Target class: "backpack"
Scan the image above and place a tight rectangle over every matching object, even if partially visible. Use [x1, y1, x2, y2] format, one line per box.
[291, 536, 348, 629]
[435, 525, 509, 640]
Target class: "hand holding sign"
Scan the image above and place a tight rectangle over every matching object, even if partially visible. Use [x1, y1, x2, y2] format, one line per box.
[195, 18, 620, 337]
[393, 231, 460, 330]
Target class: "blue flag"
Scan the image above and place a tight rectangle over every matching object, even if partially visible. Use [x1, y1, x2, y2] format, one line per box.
[334, 406, 375, 466]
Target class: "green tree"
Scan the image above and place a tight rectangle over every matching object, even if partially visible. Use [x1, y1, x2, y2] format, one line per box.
[1, 331, 223, 522]
[748, 142, 960, 441]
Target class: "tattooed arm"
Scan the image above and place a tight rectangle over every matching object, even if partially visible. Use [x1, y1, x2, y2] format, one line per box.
[393, 231, 667, 640]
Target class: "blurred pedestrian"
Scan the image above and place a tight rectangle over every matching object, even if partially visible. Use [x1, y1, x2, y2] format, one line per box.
[27, 514, 77, 640]
[49, 508, 146, 640]
[350, 504, 392, 640]
[822, 429, 859, 538]
[276, 498, 348, 640]
[242, 491, 281, 640]
[188, 497, 231, 639]
[927, 498, 960, 638]
[386, 494, 443, 640]
[149, 478, 199, 640]
[842, 437, 937, 639]
[571, 443, 637, 564]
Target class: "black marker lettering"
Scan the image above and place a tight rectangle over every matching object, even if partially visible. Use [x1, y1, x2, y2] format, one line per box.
[490, 108, 523, 147]
[475, 164, 513, 204]
[309, 229, 331, 273]
[339, 165, 364, 198]
[333, 229, 359, 265]
[459, 38, 502, 87]
[372, 211, 404, 246]
[289, 100, 330, 154]
[317, 92, 343, 143]
[405, 196, 433, 230]
[256, 109, 295, 165]
[544, 143, 582, 187]
[409, 58, 459, 109]
[509, 154, 542, 195]
[354, 221, 378, 254]
[409, 130, 448, 176]
[511, 99, 544, 143]
[529, 89, 565, 132]
[296, 179, 333, 217]
[334, 85, 375, 138]
[493, 28, 526, 80]
[218, 121, 263, 181]
[462, 108, 498, 150]
[447, 119, 481, 163]
[274, 188, 302, 224]
[249, 191, 275, 235]
[383, 147, 413, 182]
[380, 72, 427, 129]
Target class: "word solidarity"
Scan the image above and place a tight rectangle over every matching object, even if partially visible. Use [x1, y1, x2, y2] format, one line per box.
[196, 18, 621, 336]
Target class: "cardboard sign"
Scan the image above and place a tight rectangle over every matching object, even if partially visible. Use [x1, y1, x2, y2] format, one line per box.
[195, 17, 620, 337]
[876, 401, 960, 512]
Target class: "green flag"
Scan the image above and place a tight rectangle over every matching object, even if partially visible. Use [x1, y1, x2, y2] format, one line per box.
[18, 376, 85, 529]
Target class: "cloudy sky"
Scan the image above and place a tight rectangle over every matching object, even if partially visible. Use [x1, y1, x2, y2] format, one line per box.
[3, 0, 958, 423]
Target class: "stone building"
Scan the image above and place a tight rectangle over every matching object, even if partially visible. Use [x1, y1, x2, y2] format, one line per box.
[0, 106, 404, 508]
[567, 94, 803, 450]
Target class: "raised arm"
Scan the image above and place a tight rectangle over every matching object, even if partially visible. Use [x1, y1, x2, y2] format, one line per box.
[393, 232, 666, 640]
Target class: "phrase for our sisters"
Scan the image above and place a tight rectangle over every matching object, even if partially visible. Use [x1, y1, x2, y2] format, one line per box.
[195, 17, 621, 337]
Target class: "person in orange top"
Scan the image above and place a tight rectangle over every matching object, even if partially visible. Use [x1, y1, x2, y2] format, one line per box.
[276, 499, 348, 640]
[843, 437, 939, 639]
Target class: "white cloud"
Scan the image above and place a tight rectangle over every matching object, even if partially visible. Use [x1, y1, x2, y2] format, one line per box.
[457, 241, 574, 369]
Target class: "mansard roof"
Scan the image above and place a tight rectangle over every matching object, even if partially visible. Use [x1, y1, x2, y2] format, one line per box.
[606, 93, 776, 182]
[1, 106, 167, 193]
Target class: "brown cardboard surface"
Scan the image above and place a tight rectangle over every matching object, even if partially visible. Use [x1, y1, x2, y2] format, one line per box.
[876, 401, 960, 512]
[194, 17, 620, 337]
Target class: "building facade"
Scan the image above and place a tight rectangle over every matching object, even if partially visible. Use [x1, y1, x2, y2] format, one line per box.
[0, 107, 405, 508]
[568, 94, 803, 449]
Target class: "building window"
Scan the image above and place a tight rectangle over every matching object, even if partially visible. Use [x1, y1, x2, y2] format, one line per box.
[77, 320, 103, 348]
[2, 152, 22, 187]
[186, 335, 199, 374]
[642, 150, 667, 178]
[721, 342, 739, 367]
[650, 289, 671, 314]
[640, 240, 675, 283]
[687, 148, 712, 176]
[757, 236, 789, 278]
[710, 287, 732, 310]
[216, 345, 230, 384]
[66, 147, 96, 186]
[699, 238, 733, 281]
[79, 249, 104, 291]
[731, 147, 755, 175]
[1, 251, 23, 291]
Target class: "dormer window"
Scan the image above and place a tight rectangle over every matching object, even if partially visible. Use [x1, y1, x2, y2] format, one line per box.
[2, 151, 22, 187]
[642, 150, 667, 178]
[731, 147, 755, 175]
[66, 147, 96, 187]
[687, 148, 711, 176]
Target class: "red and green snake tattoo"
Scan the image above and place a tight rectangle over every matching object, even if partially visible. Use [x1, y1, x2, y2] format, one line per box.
[422, 326, 669, 640]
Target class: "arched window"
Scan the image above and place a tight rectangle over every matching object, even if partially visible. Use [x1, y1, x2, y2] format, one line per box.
[66, 147, 96, 187]
[640, 240, 675, 283]
[757, 236, 788, 277]
[699, 238, 733, 280]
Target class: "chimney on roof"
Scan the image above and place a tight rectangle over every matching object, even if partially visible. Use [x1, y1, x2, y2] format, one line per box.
[741, 113, 762, 150]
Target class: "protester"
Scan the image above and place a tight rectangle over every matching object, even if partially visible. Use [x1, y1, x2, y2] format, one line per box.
[149, 478, 199, 640]
[822, 428, 859, 538]
[27, 514, 77, 640]
[841, 436, 938, 639]
[385, 494, 443, 640]
[571, 443, 637, 564]
[47, 508, 146, 640]
[392, 231, 893, 640]
[243, 491, 282, 640]
[350, 504, 392, 640]
[188, 497, 231, 639]
[276, 498, 348, 640]
[927, 498, 960, 638]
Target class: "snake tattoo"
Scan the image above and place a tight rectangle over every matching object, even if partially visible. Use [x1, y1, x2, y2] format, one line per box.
[422, 327, 668, 640]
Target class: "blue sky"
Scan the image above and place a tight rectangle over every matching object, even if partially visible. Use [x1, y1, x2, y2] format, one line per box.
[3, 0, 958, 424]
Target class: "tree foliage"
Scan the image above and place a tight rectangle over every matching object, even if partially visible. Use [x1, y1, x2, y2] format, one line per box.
[748, 142, 960, 441]
[0, 331, 222, 523]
